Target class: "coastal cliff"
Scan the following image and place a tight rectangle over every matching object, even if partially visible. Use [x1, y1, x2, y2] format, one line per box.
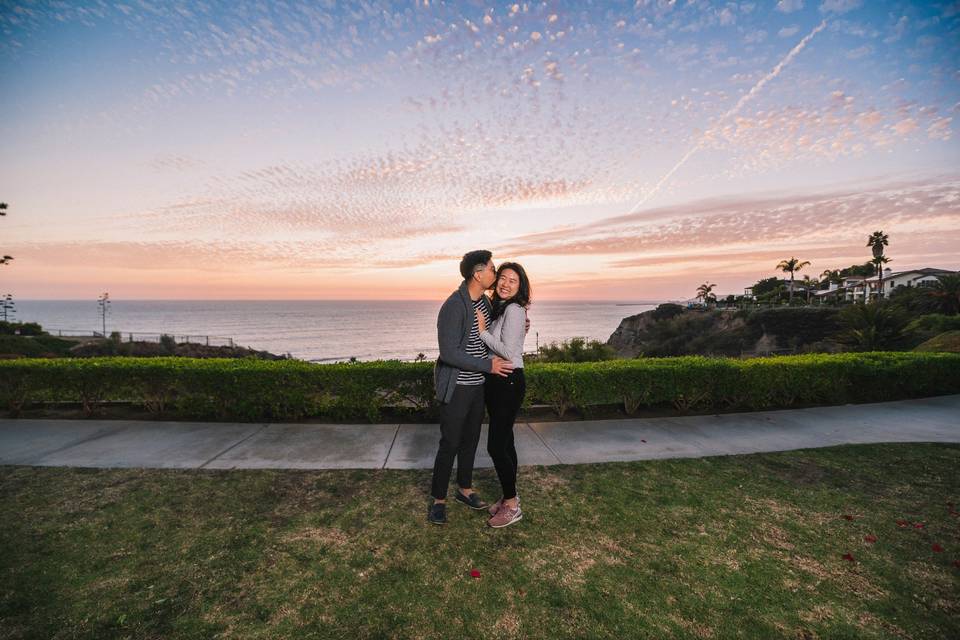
[607, 305, 843, 358]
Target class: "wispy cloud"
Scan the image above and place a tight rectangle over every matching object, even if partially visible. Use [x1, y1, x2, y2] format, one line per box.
[505, 176, 960, 258]
[820, 0, 863, 15]
[626, 20, 828, 212]
[148, 154, 205, 172]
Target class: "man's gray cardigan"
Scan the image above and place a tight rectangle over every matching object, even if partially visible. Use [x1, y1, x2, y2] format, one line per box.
[434, 281, 493, 403]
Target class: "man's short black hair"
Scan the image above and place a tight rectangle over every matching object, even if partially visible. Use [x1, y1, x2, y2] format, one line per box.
[459, 250, 492, 280]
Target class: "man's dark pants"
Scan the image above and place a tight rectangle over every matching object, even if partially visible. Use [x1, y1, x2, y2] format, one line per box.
[430, 384, 485, 499]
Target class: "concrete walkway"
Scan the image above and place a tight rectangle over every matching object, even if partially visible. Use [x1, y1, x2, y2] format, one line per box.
[1, 395, 958, 470]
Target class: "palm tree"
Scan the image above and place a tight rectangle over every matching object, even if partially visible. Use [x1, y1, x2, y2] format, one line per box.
[818, 270, 842, 304]
[801, 274, 817, 303]
[873, 256, 891, 301]
[867, 231, 890, 300]
[776, 257, 811, 303]
[820, 269, 842, 285]
[695, 282, 717, 305]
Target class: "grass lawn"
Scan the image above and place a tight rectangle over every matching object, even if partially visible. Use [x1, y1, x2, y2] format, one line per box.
[2, 444, 958, 639]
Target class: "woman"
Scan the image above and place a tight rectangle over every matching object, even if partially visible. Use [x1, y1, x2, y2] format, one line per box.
[476, 262, 531, 528]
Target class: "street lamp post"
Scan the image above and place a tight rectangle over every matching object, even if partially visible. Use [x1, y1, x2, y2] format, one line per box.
[97, 292, 111, 337]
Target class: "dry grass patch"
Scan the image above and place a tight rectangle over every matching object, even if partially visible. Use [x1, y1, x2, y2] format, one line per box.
[523, 468, 569, 493]
[741, 496, 835, 527]
[798, 604, 835, 624]
[493, 607, 521, 638]
[708, 548, 742, 571]
[782, 552, 888, 600]
[758, 524, 796, 551]
[522, 535, 629, 588]
[280, 526, 350, 547]
[667, 613, 715, 638]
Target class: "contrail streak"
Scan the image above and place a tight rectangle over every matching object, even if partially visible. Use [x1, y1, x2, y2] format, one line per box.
[627, 20, 828, 214]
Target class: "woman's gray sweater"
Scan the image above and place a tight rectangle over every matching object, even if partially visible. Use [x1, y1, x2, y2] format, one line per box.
[480, 302, 526, 368]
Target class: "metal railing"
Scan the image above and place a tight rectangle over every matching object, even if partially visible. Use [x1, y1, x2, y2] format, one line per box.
[48, 329, 235, 347]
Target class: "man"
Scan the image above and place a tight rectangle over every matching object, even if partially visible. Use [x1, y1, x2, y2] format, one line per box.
[428, 250, 514, 525]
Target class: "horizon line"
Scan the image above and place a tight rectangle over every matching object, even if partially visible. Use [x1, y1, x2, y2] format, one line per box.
[9, 298, 678, 304]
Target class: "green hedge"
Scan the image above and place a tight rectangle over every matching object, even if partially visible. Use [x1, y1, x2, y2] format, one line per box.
[1, 353, 958, 421]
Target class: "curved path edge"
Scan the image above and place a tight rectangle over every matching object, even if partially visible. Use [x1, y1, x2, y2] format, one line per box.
[1, 395, 958, 470]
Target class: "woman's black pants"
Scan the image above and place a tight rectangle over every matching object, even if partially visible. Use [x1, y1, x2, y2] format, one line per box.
[485, 368, 526, 500]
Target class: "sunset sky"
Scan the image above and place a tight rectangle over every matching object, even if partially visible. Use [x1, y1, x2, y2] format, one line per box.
[2, 0, 958, 301]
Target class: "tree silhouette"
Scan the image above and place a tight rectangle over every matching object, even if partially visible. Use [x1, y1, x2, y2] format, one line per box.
[867, 231, 890, 301]
[776, 257, 811, 303]
[820, 269, 842, 285]
[695, 282, 717, 304]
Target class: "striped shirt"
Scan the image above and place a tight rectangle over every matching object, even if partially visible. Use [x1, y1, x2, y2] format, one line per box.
[456, 298, 490, 385]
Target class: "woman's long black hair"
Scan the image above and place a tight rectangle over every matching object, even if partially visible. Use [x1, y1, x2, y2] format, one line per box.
[490, 262, 532, 321]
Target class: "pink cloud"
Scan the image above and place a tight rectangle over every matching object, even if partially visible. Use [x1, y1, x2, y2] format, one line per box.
[504, 176, 960, 257]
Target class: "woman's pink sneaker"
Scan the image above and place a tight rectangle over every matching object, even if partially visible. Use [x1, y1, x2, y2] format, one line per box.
[488, 495, 520, 516]
[488, 503, 522, 528]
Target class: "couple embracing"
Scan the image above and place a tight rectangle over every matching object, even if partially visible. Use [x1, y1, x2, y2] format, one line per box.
[429, 250, 531, 528]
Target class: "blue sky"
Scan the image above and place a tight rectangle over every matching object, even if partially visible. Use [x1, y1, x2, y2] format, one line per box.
[1, 0, 958, 299]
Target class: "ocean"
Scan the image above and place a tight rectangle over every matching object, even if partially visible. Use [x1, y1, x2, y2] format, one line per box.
[12, 300, 662, 362]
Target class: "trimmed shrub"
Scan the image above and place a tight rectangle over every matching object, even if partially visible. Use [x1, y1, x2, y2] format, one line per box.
[535, 337, 617, 363]
[0, 353, 957, 421]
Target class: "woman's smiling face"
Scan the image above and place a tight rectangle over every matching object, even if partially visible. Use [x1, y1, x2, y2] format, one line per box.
[496, 268, 520, 300]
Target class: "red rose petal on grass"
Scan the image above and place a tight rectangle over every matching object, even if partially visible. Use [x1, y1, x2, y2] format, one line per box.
[932, 544, 944, 553]
[842, 553, 855, 562]
[914, 523, 925, 529]
[896, 519, 909, 527]
[864, 535, 877, 544]
[842, 515, 855, 521]
[470, 569, 481, 579]
[953, 560, 960, 569]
